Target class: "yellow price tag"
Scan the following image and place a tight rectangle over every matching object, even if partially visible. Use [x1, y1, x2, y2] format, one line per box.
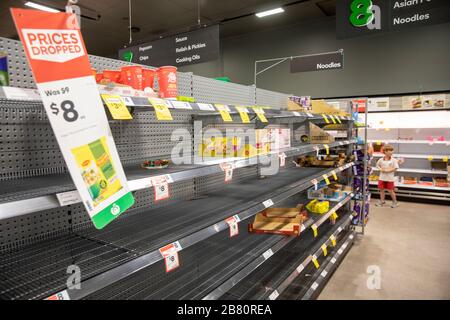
[322, 174, 330, 185]
[335, 116, 342, 124]
[427, 156, 433, 161]
[323, 144, 330, 155]
[329, 115, 337, 124]
[322, 114, 330, 124]
[376, 141, 382, 145]
[253, 107, 268, 123]
[311, 224, 318, 237]
[321, 244, 328, 256]
[235, 106, 250, 123]
[149, 98, 173, 121]
[331, 170, 338, 180]
[101, 94, 133, 120]
[331, 212, 338, 220]
[330, 235, 337, 247]
[311, 256, 320, 269]
[215, 104, 233, 122]
[443, 156, 448, 163]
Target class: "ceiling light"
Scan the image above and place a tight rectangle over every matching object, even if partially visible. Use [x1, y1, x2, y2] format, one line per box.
[24, 1, 60, 13]
[255, 7, 284, 18]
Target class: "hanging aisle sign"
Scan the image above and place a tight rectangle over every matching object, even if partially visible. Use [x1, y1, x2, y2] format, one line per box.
[336, 0, 450, 39]
[290, 51, 344, 73]
[11, 8, 134, 229]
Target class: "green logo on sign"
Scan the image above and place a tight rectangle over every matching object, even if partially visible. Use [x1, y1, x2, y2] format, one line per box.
[122, 51, 133, 62]
[350, 0, 374, 27]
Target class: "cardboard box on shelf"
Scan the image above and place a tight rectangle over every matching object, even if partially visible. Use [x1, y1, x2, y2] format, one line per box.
[287, 96, 311, 111]
[296, 155, 335, 167]
[287, 99, 305, 111]
[433, 177, 449, 188]
[309, 122, 335, 144]
[311, 100, 349, 116]
[431, 161, 447, 171]
[248, 204, 308, 236]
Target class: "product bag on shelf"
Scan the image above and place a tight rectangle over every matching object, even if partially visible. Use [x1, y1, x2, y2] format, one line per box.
[353, 177, 370, 192]
[353, 164, 372, 177]
[353, 149, 372, 161]
[305, 199, 330, 214]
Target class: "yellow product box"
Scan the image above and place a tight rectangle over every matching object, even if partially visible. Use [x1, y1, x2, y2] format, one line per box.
[72, 137, 123, 208]
[200, 136, 241, 158]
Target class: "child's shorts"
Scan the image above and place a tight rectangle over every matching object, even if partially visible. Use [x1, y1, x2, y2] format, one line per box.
[378, 180, 395, 190]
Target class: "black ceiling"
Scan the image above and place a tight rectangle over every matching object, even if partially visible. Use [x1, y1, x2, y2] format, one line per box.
[0, 0, 336, 57]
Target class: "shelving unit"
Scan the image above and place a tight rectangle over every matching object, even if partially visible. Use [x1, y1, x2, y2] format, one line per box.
[372, 153, 449, 160]
[0, 140, 355, 220]
[326, 96, 450, 202]
[368, 139, 448, 145]
[0, 36, 362, 300]
[371, 167, 447, 175]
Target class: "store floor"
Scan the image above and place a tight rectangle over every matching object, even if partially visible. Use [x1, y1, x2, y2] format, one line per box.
[318, 200, 450, 300]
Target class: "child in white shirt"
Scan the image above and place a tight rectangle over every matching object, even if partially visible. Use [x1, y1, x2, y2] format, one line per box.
[375, 144, 399, 208]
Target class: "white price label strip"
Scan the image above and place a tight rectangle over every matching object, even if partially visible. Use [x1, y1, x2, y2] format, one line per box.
[331, 258, 337, 264]
[56, 190, 81, 206]
[128, 177, 152, 191]
[306, 112, 314, 118]
[121, 96, 135, 106]
[321, 270, 328, 278]
[11, 9, 135, 230]
[311, 282, 319, 291]
[170, 100, 192, 109]
[269, 290, 279, 300]
[197, 103, 216, 111]
[296, 264, 305, 274]
[2, 86, 41, 101]
[263, 249, 274, 260]
[263, 199, 274, 208]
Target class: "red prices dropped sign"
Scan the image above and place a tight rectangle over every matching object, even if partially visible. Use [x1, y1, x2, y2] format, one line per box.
[11, 8, 90, 82]
[11, 9, 134, 229]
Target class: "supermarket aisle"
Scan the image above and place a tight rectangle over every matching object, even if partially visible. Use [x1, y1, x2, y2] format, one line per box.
[318, 200, 450, 300]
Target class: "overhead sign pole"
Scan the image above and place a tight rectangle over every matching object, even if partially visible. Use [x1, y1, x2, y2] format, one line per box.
[254, 49, 344, 87]
[11, 8, 135, 229]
